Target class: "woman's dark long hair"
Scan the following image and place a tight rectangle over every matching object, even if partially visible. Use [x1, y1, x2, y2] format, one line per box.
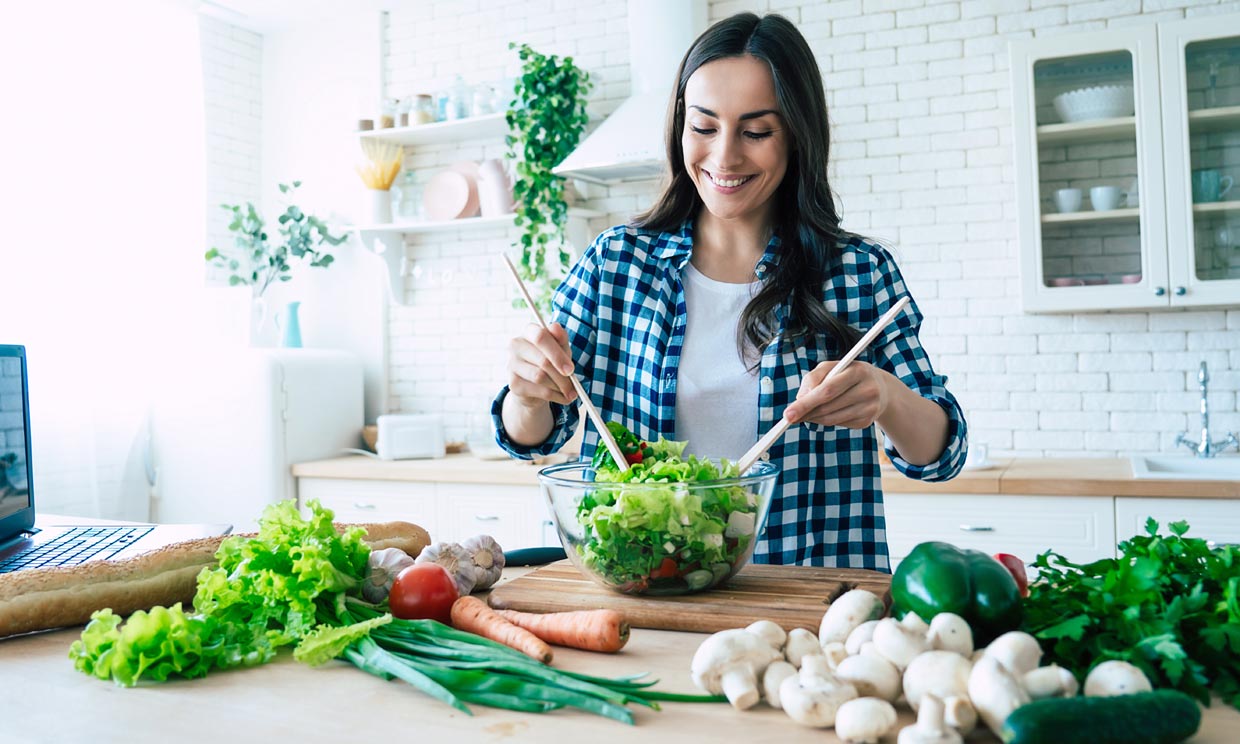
[632, 12, 862, 365]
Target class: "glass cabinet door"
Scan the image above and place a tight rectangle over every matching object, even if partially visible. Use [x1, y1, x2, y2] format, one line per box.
[1012, 27, 1167, 312]
[1161, 18, 1240, 306]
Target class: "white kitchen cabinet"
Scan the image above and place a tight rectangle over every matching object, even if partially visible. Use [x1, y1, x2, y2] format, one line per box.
[1115, 497, 1240, 549]
[299, 479, 439, 528]
[1010, 16, 1240, 313]
[883, 493, 1116, 567]
[297, 477, 547, 549]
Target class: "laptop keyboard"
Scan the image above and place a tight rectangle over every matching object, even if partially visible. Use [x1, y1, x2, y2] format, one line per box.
[0, 525, 154, 573]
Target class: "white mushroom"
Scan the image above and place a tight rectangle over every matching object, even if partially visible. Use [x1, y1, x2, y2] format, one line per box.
[1084, 660, 1152, 697]
[942, 695, 977, 736]
[690, 628, 782, 710]
[898, 693, 963, 744]
[784, 627, 824, 668]
[819, 589, 885, 645]
[836, 651, 902, 702]
[967, 654, 1030, 736]
[845, 619, 880, 656]
[778, 655, 859, 728]
[872, 616, 931, 671]
[762, 660, 797, 710]
[823, 641, 850, 671]
[1024, 664, 1080, 699]
[902, 650, 973, 713]
[745, 619, 787, 652]
[927, 613, 973, 657]
[982, 630, 1043, 676]
[834, 697, 899, 743]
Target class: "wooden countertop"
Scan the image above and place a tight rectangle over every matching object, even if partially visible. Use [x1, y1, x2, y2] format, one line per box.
[4, 568, 1238, 743]
[292, 454, 1240, 498]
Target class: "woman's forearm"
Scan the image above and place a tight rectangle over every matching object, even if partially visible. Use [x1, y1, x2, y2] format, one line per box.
[875, 372, 951, 466]
[500, 391, 556, 448]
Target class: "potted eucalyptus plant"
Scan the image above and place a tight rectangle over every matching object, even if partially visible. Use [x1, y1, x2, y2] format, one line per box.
[504, 43, 592, 312]
[204, 181, 347, 344]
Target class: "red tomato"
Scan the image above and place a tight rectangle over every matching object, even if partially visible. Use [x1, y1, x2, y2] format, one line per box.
[993, 552, 1030, 598]
[388, 563, 459, 623]
[649, 557, 679, 579]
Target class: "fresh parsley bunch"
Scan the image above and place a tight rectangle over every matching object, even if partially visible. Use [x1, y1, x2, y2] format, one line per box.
[1023, 519, 1240, 709]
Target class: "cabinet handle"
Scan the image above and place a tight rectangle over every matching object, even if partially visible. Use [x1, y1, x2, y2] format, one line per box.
[1174, 286, 1186, 296]
[353, 502, 377, 510]
[1154, 286, 1166, 296]
[959, 524, 995, 532]
[474, 515, 500, 521]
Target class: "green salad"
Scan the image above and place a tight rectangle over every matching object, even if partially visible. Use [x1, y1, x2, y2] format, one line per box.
[576, 422, 762, 593]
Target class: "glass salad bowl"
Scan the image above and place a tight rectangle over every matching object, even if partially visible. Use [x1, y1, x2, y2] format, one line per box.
[537, 460, 780, 596]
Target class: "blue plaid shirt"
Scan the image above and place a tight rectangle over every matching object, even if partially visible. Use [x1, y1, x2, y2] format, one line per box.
[492, 221, 968, 571]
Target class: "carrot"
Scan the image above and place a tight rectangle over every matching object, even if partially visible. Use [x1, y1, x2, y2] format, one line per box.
[449, 596, 553, 664]
[494, 608, 630, 653]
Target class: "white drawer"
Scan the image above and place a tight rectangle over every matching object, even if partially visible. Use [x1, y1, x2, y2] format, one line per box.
[298, 478, 440, 535]
[438, 483, 541, 550]
[1115, 497, 1240, 549]
[884, 493, 1116, 566]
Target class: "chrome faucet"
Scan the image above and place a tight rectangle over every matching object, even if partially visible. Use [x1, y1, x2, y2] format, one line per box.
[1174, 361, 1239, 458]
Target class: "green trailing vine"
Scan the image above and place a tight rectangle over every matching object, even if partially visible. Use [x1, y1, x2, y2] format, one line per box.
[505, 42, 592, 312]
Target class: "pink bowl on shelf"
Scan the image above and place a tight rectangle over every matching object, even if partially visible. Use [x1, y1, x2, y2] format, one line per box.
[1120, 273, 1143, 284]
[1048, 277, 1085, 287]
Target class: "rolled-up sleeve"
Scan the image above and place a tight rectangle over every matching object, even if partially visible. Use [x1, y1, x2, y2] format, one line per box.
[492, 236, 602, 459]
[868, 249, 968, 482]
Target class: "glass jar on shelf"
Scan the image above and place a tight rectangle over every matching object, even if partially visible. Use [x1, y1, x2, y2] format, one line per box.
[472, 84, 494, 116]
[445, 75, 471, 120]
[397, 171, 422, 221]
[410, 94, 436, 125]
[397, 97, 412, 127]
[379, 98, 397, 129]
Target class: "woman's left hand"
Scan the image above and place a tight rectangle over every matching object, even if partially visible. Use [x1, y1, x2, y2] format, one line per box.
[783, 360, 891, 429]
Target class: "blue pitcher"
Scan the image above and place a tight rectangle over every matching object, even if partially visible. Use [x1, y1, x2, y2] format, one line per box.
[276, 301, 303, 348]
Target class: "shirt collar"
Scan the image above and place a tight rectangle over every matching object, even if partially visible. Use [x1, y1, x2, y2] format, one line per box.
[656, 218, 783, 278]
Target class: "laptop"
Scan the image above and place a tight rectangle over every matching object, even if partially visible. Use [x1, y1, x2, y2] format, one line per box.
[0, 344, 231, 573]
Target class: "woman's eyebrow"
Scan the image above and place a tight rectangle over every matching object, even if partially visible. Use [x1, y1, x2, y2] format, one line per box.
[688, 105, 780, 121]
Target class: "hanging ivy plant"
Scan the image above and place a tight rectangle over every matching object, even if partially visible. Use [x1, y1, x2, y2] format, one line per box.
[505, 42, 592, 312]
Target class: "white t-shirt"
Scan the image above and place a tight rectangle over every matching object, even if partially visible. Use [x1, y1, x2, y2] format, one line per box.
[674, 262, 761, 461]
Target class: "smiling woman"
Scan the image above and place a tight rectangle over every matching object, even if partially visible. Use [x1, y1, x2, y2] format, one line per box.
[493, 13, 968, 571]
[0, 0, 207, 519]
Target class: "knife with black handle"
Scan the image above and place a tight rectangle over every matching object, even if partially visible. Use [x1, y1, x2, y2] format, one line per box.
[503, 546, 567, 567]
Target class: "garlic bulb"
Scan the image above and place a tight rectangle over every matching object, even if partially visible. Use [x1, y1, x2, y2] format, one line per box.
[415, 542, 477, 595]
[363, 547, 414, 603]
[461, 534, 505, 590]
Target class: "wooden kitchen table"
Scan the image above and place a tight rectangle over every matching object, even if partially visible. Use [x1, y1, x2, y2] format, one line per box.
[3, 569, 1239, 744]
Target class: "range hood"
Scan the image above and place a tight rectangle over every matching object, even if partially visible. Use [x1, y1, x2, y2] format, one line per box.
[553, 0, 707, 185]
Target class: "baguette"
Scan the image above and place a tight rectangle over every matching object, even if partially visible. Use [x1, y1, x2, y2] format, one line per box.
[0, 520, 430, 639]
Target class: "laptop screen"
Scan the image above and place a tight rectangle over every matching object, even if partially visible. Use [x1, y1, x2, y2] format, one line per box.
[0, 345, 33, 535]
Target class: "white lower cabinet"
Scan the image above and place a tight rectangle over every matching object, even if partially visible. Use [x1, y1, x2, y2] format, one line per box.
[883, 493, 1116, 567]
[297, 478, 546, 550]
[1115, 497, 1240, 549]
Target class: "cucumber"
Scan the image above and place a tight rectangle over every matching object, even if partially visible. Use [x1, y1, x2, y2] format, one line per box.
[1000, 690, 1201, 744]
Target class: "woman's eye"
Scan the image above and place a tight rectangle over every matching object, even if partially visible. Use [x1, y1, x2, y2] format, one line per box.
[690, 126, 715, 135]
[744, 131, 773, 141]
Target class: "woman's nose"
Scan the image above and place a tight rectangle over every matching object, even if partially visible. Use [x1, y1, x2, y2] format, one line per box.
[712, 131, 744, 170]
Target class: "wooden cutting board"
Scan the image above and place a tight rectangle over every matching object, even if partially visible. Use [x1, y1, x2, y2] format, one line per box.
[487, 560, 892, 634]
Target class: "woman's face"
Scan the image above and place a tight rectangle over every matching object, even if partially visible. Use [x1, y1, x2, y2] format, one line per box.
[681, 55, 789, 224]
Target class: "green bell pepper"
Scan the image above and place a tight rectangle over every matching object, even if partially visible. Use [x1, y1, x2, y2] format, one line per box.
[890, 541, 1023, 645]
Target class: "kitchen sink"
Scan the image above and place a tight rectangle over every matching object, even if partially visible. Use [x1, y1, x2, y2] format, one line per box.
[1130, 455, 1240, 480]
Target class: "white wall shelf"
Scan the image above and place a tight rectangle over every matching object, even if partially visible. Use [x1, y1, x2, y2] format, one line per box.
[351, 207, 604, 235]
[357, 113, 507, 147]
[1187, 105, 1240, 132]
[1192, 200, 1240, 214]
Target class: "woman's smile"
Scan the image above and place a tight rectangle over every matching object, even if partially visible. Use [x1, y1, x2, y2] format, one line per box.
[703, 169, 756, 192]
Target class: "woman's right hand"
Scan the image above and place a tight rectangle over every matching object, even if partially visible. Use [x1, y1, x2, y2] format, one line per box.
[506, 322, 579, 407]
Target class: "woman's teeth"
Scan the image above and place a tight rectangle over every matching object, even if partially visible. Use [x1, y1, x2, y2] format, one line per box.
[708, 172, 752, 188]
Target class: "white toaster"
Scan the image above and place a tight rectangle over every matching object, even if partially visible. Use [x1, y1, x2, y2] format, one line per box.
[376, 414, 446, 460]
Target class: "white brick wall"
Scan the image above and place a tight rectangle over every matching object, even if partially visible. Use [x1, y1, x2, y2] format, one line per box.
[379, 0, 1240, 456]
[199, 16, 262, 282]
